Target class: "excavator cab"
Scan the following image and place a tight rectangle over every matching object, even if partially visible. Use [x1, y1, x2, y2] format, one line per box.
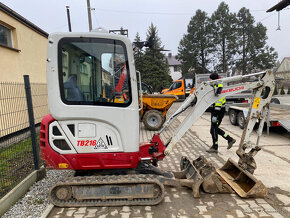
[42, 30, 141, 170]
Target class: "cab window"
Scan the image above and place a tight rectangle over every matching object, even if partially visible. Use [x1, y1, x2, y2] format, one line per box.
[141, 83, 153, 94]
[170, 81, 182, 90]
[58, 38, 131, 107]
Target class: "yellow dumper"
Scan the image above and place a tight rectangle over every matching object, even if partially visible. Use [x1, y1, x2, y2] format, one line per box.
[140, 94, 177, 130]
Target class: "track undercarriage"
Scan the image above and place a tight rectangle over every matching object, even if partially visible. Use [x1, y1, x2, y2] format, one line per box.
[48, 156, 267, 207]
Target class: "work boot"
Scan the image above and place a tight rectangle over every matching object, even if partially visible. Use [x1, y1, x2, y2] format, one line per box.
[206, 146, 218, 154]
[227, 138, 236, 150]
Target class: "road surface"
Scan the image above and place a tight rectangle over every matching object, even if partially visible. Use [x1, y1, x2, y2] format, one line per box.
[45, 102, 290, 218]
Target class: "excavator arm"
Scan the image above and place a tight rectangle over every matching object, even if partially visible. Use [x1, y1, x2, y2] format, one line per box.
[148, 70, 275, 198]
[154, 69, 274, 168]
[160, 70, 275, 159]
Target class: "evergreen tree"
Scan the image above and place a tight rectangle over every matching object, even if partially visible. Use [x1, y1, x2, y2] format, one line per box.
[139, 23, 172, 92]
[261, 88, 265, 96]
[280, 86, 285, 95]
[133, 32, 144, 72]
[250, 23, 277, 70]
[235, 8, 277, 74]
[235, 8, 255, 75]
[178, 10, 213, 75]
[273, 85, 278, 95]
[211, 2, 237, 75]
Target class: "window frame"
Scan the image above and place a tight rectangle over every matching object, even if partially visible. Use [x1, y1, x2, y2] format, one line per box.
[57, 37, 132, 108]
[0, 23, 13, 48]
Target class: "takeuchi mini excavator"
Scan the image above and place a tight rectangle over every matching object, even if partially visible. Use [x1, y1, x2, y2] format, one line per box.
[40, 29, 275, 207]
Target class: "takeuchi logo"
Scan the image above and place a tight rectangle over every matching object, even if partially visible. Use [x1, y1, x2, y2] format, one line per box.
[221, 86, 245, 94]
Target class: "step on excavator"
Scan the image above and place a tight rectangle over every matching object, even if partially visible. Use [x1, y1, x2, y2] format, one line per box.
[40, 29, 275, 207]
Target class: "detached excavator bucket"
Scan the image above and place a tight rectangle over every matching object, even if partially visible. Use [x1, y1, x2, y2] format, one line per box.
[217, 158, 268, 198]
[172, 156, 233, 198]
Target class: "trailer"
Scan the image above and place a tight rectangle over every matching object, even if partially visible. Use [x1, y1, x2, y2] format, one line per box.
[227, 102, 290, 132]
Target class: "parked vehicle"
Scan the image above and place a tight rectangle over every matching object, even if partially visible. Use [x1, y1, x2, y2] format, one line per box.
[161, 78, 194, 100]
[139, 82, 177, 130]
[227, 101, 290, 132]
[162, 73, 251, 103]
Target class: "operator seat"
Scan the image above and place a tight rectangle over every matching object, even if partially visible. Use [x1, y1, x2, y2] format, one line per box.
[64, 75, 86, 101]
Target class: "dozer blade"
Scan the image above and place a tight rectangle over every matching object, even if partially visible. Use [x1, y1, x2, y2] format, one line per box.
[217, 158, 268, 198]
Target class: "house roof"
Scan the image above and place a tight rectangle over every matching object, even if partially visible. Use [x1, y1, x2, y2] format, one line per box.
[0, 2, 48, 38]
[166, 54, 181, 66]
[275, 57, 290, 73]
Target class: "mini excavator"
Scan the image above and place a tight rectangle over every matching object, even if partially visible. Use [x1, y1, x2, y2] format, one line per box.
[40, 29, 275, 207]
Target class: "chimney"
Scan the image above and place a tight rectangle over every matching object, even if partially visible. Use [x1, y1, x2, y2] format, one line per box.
[168, 53, 172, 58]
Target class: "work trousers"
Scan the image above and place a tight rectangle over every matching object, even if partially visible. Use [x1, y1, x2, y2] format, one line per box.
[210, 107, 228, 149]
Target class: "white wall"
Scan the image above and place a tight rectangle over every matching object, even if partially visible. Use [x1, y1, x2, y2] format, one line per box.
[169, 66, 182, 81]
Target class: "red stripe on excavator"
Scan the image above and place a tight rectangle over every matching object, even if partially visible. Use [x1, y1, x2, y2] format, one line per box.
[40, 114, 166, 170]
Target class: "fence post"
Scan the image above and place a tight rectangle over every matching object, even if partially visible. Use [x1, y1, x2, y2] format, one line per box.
[24, 75, 39, 170]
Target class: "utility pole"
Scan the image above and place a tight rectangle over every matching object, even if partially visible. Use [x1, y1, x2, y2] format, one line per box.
[66, 6, 72, 32]
[86, 0, 93, 31]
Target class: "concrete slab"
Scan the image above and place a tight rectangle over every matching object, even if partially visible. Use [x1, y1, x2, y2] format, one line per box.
[262, 146, 290, 162]
[40, 204, 54, 218]
[277, 95, 290, 105]
[275, 194, 290, 205]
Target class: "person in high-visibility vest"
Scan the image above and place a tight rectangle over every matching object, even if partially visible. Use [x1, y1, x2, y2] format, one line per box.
[207, 72, 236, 153]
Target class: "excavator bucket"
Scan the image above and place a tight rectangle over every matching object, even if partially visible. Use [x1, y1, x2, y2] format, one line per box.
[172, 156, 233, 198]
[217, 158, 268, 198]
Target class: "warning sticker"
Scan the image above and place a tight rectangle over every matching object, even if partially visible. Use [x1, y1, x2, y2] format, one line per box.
[253, 97, 261, 109]
[94, 137, 108, 149]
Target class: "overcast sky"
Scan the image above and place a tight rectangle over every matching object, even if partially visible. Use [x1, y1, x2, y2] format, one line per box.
[1, 0, 290, 61]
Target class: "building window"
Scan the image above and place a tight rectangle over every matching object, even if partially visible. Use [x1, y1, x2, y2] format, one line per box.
[174, 66, 180, 72]
[0, 24, 13, 47]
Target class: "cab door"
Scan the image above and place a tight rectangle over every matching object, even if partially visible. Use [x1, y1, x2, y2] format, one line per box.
[46, 32, 139, 154]
[169, 80, 185, 99]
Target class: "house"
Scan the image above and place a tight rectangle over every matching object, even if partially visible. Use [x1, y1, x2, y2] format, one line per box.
[166, 53, 182, 80]
[274, 57, 290, 88]
[0, 3, 49, 136]
[0, 2, 48, 83]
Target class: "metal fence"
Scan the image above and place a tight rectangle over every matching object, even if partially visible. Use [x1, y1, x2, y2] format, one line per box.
[0, 76, 49, 198]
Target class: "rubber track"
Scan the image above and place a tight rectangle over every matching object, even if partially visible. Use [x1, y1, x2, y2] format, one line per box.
[49, 174, 165, 207]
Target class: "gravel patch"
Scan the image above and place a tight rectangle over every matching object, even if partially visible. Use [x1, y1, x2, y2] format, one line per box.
[2, 169, 74, 218]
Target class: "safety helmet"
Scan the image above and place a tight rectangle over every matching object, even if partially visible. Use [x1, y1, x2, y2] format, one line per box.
[209, 72, 219, 80]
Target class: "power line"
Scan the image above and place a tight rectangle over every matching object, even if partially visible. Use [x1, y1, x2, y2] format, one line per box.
[92, 10, 100, 27]
[250, 9, 268, 12]
[94, 7, 276, 15]
[257, 13, 276, 22]
[94, 8, 194, 16]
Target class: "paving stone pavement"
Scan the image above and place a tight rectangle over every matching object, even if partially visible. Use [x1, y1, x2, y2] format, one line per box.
[47, 103, 287, 218]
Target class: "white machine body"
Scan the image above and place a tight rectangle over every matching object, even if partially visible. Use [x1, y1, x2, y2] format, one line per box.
[46, 31, 139, 153]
